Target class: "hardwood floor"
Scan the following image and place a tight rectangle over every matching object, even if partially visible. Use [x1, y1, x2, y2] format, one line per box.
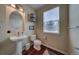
[22, 45, 64, 55]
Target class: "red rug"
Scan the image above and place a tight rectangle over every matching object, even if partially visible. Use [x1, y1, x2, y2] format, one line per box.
[22, 45, 47, 55]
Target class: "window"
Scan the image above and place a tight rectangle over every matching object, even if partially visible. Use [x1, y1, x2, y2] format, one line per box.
[43, 7, 60, 33]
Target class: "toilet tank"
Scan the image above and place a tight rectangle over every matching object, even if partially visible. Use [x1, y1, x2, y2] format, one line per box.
[30, 35, 36, 41]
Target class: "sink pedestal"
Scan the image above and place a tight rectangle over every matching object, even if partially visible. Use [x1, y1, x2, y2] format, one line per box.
[16, 40, 22, 55]
[10, 35, 27, 55]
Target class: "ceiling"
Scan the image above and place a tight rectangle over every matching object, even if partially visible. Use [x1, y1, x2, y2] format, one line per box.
[28, 4, 46, 10]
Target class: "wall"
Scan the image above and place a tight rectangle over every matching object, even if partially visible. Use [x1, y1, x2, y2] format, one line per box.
[69, 4, 79, 54]
[23, 5, 36, 44]
[36, 4, 69, 54]
[0, 5, 6, 42]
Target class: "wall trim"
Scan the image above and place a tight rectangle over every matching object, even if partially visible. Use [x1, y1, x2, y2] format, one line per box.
[42, 43, 68, 55]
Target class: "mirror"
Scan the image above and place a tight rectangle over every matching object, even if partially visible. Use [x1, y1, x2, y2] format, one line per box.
[9, 11, 23, 34]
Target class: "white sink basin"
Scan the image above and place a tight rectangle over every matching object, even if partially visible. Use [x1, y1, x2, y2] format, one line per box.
[10, 35, 27, 42]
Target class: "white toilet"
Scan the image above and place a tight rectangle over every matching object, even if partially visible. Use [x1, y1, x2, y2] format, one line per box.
[30, 35, 42, 50]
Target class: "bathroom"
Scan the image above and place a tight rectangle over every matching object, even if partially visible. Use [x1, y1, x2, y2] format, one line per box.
[0, 4, 79, 55]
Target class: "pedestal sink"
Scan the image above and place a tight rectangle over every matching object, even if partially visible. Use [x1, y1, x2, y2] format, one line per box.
[10, 35, 27, 55]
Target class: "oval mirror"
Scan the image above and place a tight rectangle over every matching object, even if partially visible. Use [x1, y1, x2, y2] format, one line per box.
[9, 11, 23, 33]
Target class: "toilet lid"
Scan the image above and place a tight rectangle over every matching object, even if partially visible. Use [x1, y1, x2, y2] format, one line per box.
[34, 40, 41, 45]
[34, 45, 41, 51]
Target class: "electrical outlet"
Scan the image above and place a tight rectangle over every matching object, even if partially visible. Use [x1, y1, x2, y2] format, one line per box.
[43, 36, 47, 40]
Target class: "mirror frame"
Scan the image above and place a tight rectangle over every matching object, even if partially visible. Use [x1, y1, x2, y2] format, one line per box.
[9, 11, 24, 34]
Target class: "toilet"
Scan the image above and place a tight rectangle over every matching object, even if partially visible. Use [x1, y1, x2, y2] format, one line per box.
[30, 35, 42, 50]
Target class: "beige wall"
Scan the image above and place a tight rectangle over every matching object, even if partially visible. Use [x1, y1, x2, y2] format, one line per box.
[0, 5, 6, 42]
[36, 4, 69, 54]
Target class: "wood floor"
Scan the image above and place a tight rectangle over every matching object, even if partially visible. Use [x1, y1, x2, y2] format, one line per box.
[22, 45, 64, 55]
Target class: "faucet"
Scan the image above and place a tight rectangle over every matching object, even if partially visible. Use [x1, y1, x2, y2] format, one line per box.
[17, 32, 20, 36]
[22, 32, 23, 35]
[44, 36, 47, 40]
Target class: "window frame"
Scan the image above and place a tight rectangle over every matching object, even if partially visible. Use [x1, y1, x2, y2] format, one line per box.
[43, 6, 60, 34]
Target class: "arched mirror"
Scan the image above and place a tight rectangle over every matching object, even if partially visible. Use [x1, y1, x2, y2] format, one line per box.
[9, 11, 23, 34]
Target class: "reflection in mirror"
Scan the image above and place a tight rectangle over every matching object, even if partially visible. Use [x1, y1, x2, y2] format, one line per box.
[9, 11, 23, 29]
[9, 11, 23, 35]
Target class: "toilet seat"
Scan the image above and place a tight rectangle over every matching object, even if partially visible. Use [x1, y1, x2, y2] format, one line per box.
[34, 45, 41, 50]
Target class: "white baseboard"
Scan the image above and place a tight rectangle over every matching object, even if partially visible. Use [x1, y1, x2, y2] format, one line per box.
[42, 43, 68, 55]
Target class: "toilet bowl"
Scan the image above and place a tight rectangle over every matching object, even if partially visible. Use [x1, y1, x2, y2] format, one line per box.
[33, 40, 41, 50]
[30, 35, 42, 50]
